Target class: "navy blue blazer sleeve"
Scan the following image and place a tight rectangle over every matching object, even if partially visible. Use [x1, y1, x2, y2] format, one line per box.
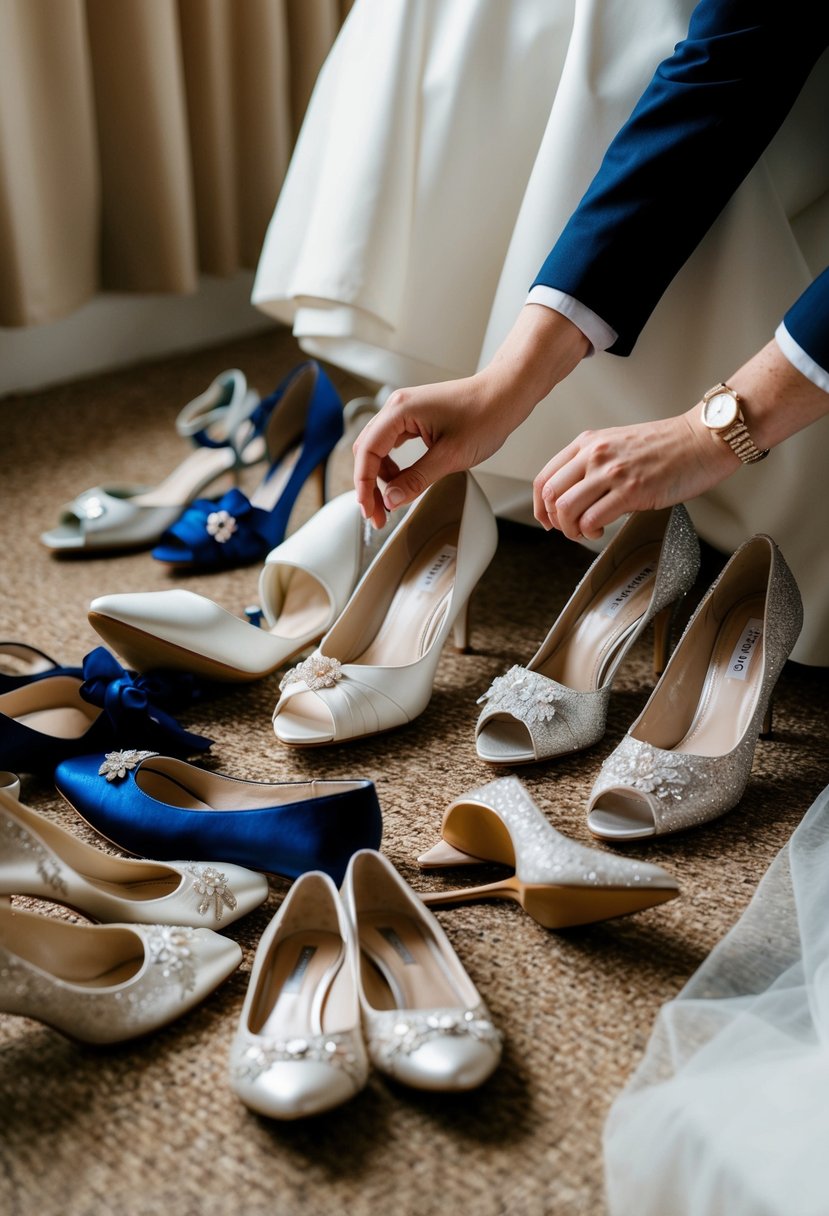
[532, 0, 829, 357]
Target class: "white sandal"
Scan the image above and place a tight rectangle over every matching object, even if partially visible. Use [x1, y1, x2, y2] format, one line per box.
[41, 369, 263, 552]
[272, 471, 498, 746]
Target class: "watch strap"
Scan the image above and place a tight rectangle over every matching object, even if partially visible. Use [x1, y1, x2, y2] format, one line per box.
[703, 383, 769, 464]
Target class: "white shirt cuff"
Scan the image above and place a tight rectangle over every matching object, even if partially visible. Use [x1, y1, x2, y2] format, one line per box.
[525, 286, 618, 356]
[774, 322, 829, 395]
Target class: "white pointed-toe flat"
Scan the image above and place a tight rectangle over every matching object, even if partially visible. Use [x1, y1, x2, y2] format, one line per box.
[475, 505, 700, 765]
[273, 471, 498, 746]
[229, 870, 368, 1119]
[0, 786, 268, 928]
[417, 776, 679, 927]
[343, 849, 502, 1092]
[587, 534, 803, 841]
[0, 902, 242, 1043]
[87, 491, 382, 682]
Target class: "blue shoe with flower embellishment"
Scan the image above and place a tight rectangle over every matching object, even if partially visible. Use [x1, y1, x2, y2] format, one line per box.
[0, 647, 210, 775]
[54, 752, 382, 884]
[151, 361, 344, 571]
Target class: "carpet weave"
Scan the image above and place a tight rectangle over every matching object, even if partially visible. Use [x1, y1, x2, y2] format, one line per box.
[1, 328, 827, 1216]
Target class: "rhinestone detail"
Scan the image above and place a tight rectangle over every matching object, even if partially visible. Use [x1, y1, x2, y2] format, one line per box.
[98, 750, 155, 782]
[231, 1029, 367, 1088]
[186, 865, 238, 922]
[478, 666, 559, 724]
[1, 816, 68, 896]
[367, 1004, 501, 1073]
[279, 653, 343, 692]
[144, 925, 197, 994]
[206, 509, 237, 543]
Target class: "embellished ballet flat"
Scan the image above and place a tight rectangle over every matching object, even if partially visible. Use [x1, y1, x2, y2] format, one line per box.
[0, 642, 82, 693]
[229, 870, 369, 1119]
[342, 849, 502, 1092]
[54, 752, 382, 885]
[88, 491, 389, 682]
[417, 776, 678, 928]
[475, 505, 701, 765]
[0, 901, 241, 1044]
[41, 369, 263, 552]
[587, 534, 803, 841]
[0, 785, 267, 928]
[0, 647, 210, 776]
[151, 361, 344, 570]
[273, 471, 498, 746]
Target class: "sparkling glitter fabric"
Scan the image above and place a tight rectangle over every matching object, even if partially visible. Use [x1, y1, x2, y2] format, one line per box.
[230, 1028, 368, 1090]
[589, 535, 804, 836]
[476, 505, 701, 760]
[452, 777, 674, 889]
[365, 1004, 501, 1076]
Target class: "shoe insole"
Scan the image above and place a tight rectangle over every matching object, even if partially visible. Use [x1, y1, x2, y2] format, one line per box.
[269, 567, 331, 642]
[132, 445, 237, 509]
[359, 912, 462, 1012]
[251, 443, 304, 513]
[672, 594, 767, 756]
[539, 542, 661, 691]
[136, 767, 356, 812]
[0, 911, 144, 986]
[249, 929, 351, 1038]
[16, 705, 99, 739]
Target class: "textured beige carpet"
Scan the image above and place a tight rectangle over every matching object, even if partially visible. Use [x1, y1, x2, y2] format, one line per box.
[1, 328, 827, 1216]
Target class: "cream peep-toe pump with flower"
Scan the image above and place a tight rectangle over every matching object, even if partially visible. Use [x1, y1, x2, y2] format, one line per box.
[417, 776, 679, 928]
[475, 505, 700, 765]
[0, 785, 268, 928]
[587, 534, 803, 840]
[273, 471, 498, 746]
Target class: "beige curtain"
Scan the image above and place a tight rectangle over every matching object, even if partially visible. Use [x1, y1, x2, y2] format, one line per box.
[0, 0, 351, 327]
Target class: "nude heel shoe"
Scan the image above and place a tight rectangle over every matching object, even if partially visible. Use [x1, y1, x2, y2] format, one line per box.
[417, 777, 679, 928]
[475, 505, 700, 765]
[587, 534, 803, 840]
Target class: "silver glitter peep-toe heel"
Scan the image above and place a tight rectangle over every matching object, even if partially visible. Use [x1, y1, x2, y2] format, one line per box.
[587, 533, 802, 840]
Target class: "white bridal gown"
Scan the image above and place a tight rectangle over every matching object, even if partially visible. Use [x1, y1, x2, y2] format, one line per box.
[253, 0, 829, 664]
[603, 781, 829, 1216]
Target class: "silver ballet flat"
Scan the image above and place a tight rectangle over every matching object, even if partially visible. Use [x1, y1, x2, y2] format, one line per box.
[418, 776, 679, 927]
[0, 901, 241, 1043]
[342, 849, 502, 1092]
[587, 533, 803, 840]
[0, 785, 269, 928]
[229, 870, 368, 1119]
[475, 505, 700, 764]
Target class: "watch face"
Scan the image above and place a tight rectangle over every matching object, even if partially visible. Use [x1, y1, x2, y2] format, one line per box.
[702, 391, 739, 430]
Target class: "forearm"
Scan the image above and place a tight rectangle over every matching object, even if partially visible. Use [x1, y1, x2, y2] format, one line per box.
[480, 303, 590, 426]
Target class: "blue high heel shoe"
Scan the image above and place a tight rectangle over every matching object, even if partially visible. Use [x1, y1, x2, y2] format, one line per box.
[151, 361, 344, 570]
[0, 647, 211, 775]
[0, 642, 83, 693]
[54, 753, 382, 884]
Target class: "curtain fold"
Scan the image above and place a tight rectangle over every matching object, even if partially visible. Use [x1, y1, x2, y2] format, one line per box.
[0, 0, 349, 327]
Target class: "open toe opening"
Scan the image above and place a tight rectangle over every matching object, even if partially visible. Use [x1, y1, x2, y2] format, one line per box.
[273, 691, 336, 745]
[476, 717, 535, 764]
[587, 791, 656, 840]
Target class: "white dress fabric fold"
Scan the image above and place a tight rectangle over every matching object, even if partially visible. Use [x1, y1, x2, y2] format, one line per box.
[252, 0, 829, 663]
[604, 782, 829, 1216]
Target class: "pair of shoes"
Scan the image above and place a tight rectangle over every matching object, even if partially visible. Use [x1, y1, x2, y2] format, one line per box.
[40, 369, 264, 552]
[475, 504, 701, 763]
[273, 470, 499, 745]
[229, 850, 501, 1119]
[0, 900, 242, 1044]
[0, 647, 211, 775]
[0, 642, 82, 692]
[417, 776, 679, 927]
[586, 532, 803, 839]
[53, 751, 383, 885]
[151, 361, 345, 569]
[87, 490, 392, 682]
[0, 784, 268, 927]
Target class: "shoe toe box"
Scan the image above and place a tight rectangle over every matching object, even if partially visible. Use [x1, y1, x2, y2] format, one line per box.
[232, 1057, 362, 1120]
[385, 1033, 501, 1092]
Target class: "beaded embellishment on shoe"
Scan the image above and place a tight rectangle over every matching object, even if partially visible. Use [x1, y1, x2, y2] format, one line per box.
[478, 666, 559, 725]
[367, 1004, 501, 1073]
[279, 654, 343, 692]
[98, 750, 155, 781]
[232, 1029, 368, 1089]
[187, 865, 238, 921]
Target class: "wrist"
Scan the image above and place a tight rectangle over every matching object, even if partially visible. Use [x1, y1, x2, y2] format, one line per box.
[485, 304, 590, 417]
[684, 404, 742, 475]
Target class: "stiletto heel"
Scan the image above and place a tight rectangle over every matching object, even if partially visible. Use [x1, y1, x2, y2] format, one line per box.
[475, 505, 700, 764]
[760, 699, 774, 739]
[151, 361, 345, 570]
[588, 534, 803, 840]
[452, 596, 471, 653]
[417, 777, 679, 929]
[652, 602, 675, 677]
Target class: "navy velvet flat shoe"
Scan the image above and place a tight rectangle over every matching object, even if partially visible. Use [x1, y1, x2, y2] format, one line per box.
[0, 647, 211, 775]
[54, 752, 383, 884]
[151, 361, 344, 570]
[0, 642, 83, 693]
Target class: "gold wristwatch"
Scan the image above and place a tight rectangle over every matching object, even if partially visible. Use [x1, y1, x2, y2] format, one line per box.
[700, 383, 769, 464]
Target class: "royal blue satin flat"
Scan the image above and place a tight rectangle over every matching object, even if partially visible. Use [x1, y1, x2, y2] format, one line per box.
[54, 752, 382, 884]
[0, 647, 211, 775]
[151, 361, 344, 570]
[0, 642, 83, 693]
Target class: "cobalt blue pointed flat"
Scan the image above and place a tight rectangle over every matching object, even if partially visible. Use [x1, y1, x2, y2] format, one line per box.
[151, 361, 344, 570]
[0, 647, 211, 775]
[54, 753, 383, 884]
[0, 642, 83, 693]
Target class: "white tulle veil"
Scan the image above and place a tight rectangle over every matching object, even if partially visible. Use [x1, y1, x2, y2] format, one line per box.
[604, 782, 829, 1216]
